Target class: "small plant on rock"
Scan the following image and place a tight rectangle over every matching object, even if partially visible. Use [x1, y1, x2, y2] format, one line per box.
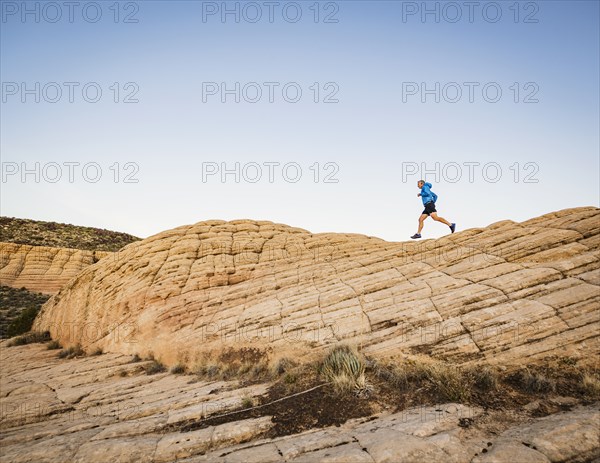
[57, 344, 85, 359]
[170, 364, 186, 374]
[320, 345, 367, 394]
[46, 340, 61, 350]
[145, 360, 166, 375]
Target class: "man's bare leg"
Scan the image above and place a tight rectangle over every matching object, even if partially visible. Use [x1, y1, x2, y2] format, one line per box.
[417, 214, 428, 234]
[430, 212, 451, 226]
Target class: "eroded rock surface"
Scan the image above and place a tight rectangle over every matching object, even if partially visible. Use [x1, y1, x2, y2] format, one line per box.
[0, 342, 271, 463]
[32, 207, 600, 367]
[0, 243, 112, 294]
[1, 342, 598, 463]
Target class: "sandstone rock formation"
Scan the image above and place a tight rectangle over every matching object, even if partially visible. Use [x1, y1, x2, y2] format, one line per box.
[0, 243, 112, 294]
[32, 207, 600, 368]
[1, 342, 598, 463]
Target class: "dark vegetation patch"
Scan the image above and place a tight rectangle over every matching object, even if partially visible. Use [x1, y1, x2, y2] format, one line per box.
[0, 216, 140, 252]
[168, 362, 373, 438]
[171, 364, 186, 374]
[165, 349, 600, 439]
[57, 344, 86, 359]
[6, 330, 51, 346]
[47, 340, 61, 350]
[0, 286, 50, 338]
[370, 356, 600, 416]
[261, 369, 373, 437]
[144, 359, 167, 375]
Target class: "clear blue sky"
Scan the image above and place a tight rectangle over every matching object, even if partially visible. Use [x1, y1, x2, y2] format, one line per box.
[1, 0, 599, 240]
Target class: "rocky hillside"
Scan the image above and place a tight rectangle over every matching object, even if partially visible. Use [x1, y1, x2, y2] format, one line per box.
[0, 243, 113, 295]
[0, 217, 140, 294]
[33, 207, 599, 368]
[0, 286, 50, 338]
[0, 217, 140, 252]
[0, 218, 139, 335]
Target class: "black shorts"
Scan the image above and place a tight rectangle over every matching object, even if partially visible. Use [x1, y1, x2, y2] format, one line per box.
[422, 202, 436, 215]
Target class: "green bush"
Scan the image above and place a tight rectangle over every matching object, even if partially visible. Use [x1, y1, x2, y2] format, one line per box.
[6, 306, 40, 337]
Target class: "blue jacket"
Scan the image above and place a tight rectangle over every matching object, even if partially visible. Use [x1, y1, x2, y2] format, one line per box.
[420, 182, 438, 205]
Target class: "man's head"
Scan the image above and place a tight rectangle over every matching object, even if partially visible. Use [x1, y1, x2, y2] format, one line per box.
[417, 180, 425, 188]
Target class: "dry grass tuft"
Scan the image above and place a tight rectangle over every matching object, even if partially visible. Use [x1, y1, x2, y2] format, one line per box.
[170, 364, 186, 374]
[581, 371, 600, 399]
[57, 344, 85, 359]
[144, 359, 167, 375]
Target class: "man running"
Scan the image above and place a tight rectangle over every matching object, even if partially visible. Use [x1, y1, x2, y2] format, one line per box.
[411, 180, 456, 239]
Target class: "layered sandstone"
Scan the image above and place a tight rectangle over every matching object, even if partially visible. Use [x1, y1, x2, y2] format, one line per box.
[0, 243, 112, 294]
[33, 207, 600, 367]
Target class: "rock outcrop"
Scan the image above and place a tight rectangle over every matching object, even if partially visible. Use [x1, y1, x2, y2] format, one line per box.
[1, 342, 598, 463]
[0, 243, 112, 294]
[32, 207, 600, 368]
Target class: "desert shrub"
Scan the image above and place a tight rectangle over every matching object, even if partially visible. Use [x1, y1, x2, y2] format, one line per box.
[237, 362, 253, 375]
[284, 372, 297, 384]
[419, 362, 472, 402]
[145, 360, 166, 375]
[46, 340, 61, 350]
[90, 347, 103, 356]
[130, 354, 141, 363]
[558, 356, 578, 366]
[7, 331, 51, 347]
[320, 345, 367, 394]
[170, 364, 186, 374]
[193, 362, 222, 379]
[271, 357, 296, 376]
[205, 364, 222, 378]
[241, 396, 254, 408]
[375, 358, 476, 403]
[6, 306, 41, 337]
[222, 364, 242, 380]
[513, 368, 556, 393]
[469, 366, 498, 392]
[57, 344, 85, 359]
[581, 371, 600, 399]
[250, 361, 270, 379]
